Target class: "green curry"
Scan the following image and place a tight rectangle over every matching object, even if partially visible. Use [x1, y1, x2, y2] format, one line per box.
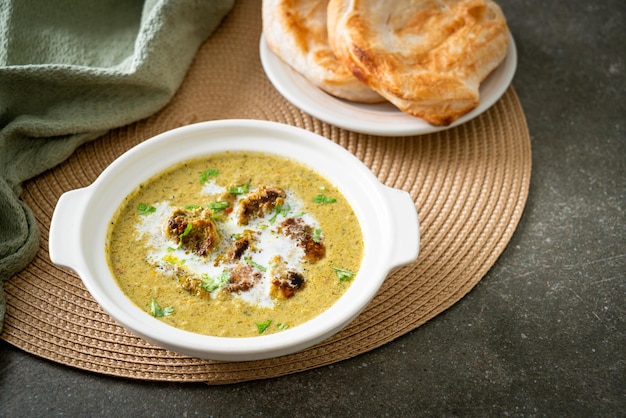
[106, 151, 363, 337]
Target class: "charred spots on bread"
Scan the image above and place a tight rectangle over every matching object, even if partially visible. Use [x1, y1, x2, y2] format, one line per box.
[351, 43, 375, 78]
[348, 43, 375, 85]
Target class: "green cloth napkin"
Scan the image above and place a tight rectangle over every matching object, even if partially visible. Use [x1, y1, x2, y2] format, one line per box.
[0, 0, 235, 332]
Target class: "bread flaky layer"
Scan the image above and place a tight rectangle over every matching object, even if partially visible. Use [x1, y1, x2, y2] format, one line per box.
[262, 0, 384, 103]
[328, 0, 510, 126]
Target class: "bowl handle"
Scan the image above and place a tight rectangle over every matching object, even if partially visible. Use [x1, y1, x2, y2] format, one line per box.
[49, 187, 89, 270]
[381, 185, 420, 268]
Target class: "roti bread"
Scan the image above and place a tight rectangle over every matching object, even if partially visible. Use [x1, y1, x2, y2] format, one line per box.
[262, 0, 383, 103]
[327, 0, 510, 125]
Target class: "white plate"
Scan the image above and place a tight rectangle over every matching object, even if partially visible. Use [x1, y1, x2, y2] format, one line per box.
[259, 33, 517, 137]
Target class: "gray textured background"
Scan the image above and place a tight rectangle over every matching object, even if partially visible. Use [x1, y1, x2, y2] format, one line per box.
[1, 1, 624, 416]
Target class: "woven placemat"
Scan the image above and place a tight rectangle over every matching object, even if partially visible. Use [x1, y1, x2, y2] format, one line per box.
[1, 2, 531, 384]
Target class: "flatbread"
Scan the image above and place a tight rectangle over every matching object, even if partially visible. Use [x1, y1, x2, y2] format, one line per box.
[328, 0, 510, 125]
[262, 0, 383, 103]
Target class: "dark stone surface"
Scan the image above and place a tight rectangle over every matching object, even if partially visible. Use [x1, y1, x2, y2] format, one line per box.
[1, 1, 624, 416]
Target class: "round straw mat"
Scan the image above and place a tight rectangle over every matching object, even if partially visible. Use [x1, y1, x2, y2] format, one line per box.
[1, 2, 531, 384]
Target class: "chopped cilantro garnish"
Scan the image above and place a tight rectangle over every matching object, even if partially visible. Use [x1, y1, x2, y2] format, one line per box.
[167, 223, 191, 251]
[148, 298, 173, 317]
[207, 201, 230, 211]
[276, 323, 289, 331]
[256, 319, 272, 334]
[269, 203, 291, 223]
[312, 228, 322, 243]
[312, 194, 337, 204]
[229, 184, 249, 195]
[137, 203, 156, 215]
[244, 256, 267, 272]
[332, 266, 355, 282]
[200, 169, 219, 184]
[199, 270, 230, 293]
[184, 205, 202, 210]
[179, 223, 192, 240]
